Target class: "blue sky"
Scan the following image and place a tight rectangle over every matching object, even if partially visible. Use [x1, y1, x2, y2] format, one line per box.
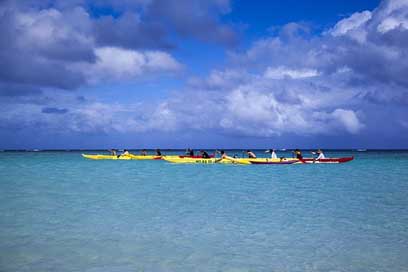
[1, 0, 407, 149]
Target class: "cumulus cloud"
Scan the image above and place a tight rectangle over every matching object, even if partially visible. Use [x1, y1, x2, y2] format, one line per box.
[77, 47, 181, 83]
[330, 11, 372, 40]
[126, 0, 407, 138]
[0, 0, 233, 95]
[139, 74, 365, 137]
[331, 109, 364, 134]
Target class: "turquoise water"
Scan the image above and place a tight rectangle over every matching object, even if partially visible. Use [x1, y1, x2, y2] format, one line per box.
[0, 150, 407, 272]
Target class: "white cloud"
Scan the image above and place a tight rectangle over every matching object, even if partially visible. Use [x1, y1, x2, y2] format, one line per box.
[78, 47, 182, 83]
[14, 7, 94, 57]
[264, 66, 319, 79]
[331, 11, 372, 36]
[331, 109, 364, 134]
[372, 0, 408, 33]
[377, 16, 408, 33]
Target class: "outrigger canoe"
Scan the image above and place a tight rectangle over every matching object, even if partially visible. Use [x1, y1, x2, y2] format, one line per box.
[249, 157, 353, 164]
[163, 156, 251, 164]
[82, 154, 353, 164]
[164, 156, 353, 165]
[82, 154, 133, 160]
[82, 154, 214, 160]
[82, 154, 162, 160]
[249, 158, 300, 164]
[300, 156, 354, 164]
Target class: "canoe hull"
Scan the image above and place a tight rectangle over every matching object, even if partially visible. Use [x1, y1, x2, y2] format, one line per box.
[126, 154, 162, 160]
[163, 157, 251, 164]
[301, 157, 354, 164]
[82, 154, 132, 160]
[249, 158, 300, 164]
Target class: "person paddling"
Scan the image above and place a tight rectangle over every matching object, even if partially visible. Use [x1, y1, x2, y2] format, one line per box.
[246, 150, 257, 158]
[186, 148, 194, 157]
[155, 149, 162, 156]
[109, 149, 117, 156]
[140, 149, 147, 156]
[215, 150, 227, 162]
[200, 150, 210, 158]
[266, 149, 277, 159]
[293, 149, 303, 160]
[315, 149, 325, 160]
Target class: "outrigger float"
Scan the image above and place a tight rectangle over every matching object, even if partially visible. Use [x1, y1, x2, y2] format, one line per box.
[82, 153, 353, 165]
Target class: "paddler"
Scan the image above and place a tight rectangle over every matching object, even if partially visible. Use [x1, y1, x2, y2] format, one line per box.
[186, 148, 194, 157]
[315, 149, 325, 160]
[214, 150, 227, 162]
[155, 149, 162, 156]
[217, 150, 228, 159]
[200, 150, 210, 158]
[293, 149, 303, 160]
[266, 149, 277, 159]
[110, 149, 117, 156]
[121, 149, 130, 156]
[246, 150, 257, 158]
[140, 149, 147, 156]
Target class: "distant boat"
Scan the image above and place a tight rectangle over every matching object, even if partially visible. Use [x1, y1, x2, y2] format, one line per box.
[357, 149, 367, 152]
[33, 149, 40, 152]
[280, 149, 286, 151]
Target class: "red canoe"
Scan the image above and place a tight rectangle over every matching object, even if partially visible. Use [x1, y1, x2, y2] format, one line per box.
[301, 156, 354, 164]
[249, 159, 299, 165]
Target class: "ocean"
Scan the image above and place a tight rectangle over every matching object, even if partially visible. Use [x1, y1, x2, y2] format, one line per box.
[0, 150, 407, 271]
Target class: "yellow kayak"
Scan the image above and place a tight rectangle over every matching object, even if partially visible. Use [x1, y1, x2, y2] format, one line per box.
[82, 153, 163, 160]
[248, 158, 300, 164]
[126, 154, 162, 160]
[163, 156, 251, 165]
[82, 154, 132, 160]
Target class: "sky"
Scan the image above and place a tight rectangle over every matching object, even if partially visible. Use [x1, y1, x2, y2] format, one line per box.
[1, 0, 407, 149]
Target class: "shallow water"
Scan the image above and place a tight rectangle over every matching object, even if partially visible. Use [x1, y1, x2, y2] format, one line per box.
[0, 150, 407, 271]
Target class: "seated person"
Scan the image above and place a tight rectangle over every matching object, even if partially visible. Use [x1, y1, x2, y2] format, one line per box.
[315, 149, 325, 160]
[200, 150, 210, 158]
[186, 148, 194, 157]
[266, 149, 277, 159]
[246, 150, 256, 158]
[293, 149, 303, 160]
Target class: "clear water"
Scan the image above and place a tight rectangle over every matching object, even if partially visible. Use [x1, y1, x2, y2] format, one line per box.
[0, 150, 407, 272]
